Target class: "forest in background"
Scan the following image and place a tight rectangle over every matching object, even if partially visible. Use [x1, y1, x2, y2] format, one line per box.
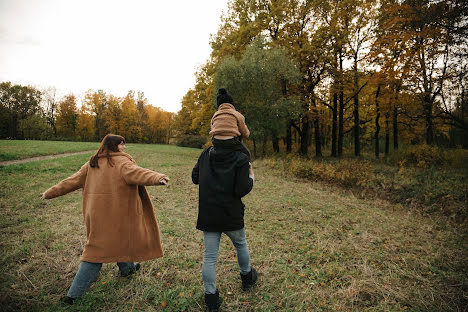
[1, 0, 467, 158]
[173, 0, 467, 157]
[0, 83, 174, 144]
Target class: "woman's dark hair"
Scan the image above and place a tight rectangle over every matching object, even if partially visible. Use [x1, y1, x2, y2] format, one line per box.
[90, 134, 126, 168]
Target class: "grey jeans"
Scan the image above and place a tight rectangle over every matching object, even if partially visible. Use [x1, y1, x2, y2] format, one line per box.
[202, 228, 251, 294]
[67, 261, 136, 298]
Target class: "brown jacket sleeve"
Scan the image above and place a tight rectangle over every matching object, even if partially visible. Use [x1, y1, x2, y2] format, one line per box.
[120, 162, 167, 186]
[237, 112, 250, 138]
[43, 162, 89, 199]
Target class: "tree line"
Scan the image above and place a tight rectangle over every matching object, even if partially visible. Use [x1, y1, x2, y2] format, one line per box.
[173, 0, 467, 157]
[0, 82, 174, 143]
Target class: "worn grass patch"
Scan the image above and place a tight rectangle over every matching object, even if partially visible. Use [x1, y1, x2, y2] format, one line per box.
[0, 144, 466, 311]
[0, 140, 100, 161]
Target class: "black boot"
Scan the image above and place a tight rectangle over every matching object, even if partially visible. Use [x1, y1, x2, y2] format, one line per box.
[204, 290, 222, 312]
[240, 267, 258, 291]
[60, 296, 75, 305]
[121, 262, 141, 277]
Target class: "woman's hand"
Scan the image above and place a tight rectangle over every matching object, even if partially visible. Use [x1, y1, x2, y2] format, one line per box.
[159, 176, 170, 186]
[40, 193, 46, 199]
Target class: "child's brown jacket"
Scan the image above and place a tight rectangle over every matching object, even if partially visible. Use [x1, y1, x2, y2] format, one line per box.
[209, 103, 250, 138]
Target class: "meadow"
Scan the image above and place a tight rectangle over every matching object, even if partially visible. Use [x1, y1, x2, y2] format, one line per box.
[0, 141, 466, 311]
[0, 140, 100, 161]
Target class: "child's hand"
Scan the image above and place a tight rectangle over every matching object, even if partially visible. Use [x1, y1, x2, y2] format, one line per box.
[248, 162, 255, 179]
[159, 176, 170, 186]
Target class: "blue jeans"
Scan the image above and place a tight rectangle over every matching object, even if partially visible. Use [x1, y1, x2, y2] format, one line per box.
[67, 261, 136, 298]
[202, 228, 251, 294]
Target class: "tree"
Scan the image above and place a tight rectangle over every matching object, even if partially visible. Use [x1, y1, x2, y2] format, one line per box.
[386, 0, 457, 145]
[145, 105, 173, 143]
[120, 91, 142, 142]
[42, 87, 58, 136]
[56, 94, 78, 138]
[214, 37, 301, 156]
[83, 90, 108, 140]
[76, 108, 95, 141]
[0, 82, 42, 139]
[173, 89, 199, 136]
[104, 95, 123, 135]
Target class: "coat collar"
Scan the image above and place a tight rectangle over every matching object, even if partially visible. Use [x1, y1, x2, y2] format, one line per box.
[97, 151, 135, 163]
[218, 103, 235, 111]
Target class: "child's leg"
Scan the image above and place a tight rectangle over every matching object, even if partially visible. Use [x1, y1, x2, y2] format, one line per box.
[224, 228, 251, 275]
[239, 141, 251, 161]
[202, 231, 222, 294]
[67, 261, 102, 299]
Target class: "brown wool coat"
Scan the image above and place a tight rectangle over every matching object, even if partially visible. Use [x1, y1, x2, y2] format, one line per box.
[209, 103, 250, 138]
[43, 152, 167, 263]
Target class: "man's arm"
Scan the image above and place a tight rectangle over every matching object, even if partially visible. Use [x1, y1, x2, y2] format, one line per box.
[192, 157, 200, 185]
[234, 160, 253, 197]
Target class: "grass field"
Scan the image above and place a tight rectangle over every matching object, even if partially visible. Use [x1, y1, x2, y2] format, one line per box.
[0, 140, 100, 161]
[0, 143, 466, 311]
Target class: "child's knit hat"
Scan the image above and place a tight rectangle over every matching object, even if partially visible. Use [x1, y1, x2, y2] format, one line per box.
[217, 88, 233, 107]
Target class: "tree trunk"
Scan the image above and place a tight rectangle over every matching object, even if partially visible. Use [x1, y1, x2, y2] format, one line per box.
[385, 113, 390, 156]
[375, 85, 381, 158]
[311, 97, 322, 157]
[393, 87, 399, 150]
[338, 52, 344, 157]
[332, 92, 338, 157]
[286, 120, 292, 153]
[314, 117, 322, 157]
[299, 116, 309, 156]
[272, 134, 280, 153]
[424, 95, 434, 145]
[353, 60, 360, 157]
[353, 94, 360, 156]
[393, 105, 398, 150]
[253, 138, 257, 158]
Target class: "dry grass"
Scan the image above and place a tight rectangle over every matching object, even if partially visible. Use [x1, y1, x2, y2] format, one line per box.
[0, 143, 466, 311]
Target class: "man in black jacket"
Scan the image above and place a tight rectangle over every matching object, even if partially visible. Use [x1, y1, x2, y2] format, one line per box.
[192, 145, 258, 312]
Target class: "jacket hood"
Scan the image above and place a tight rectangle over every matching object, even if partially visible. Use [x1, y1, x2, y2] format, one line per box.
[208, 146, 248, 167]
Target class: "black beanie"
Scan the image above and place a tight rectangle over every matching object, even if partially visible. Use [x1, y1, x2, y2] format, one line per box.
[216, 88, 233, 107]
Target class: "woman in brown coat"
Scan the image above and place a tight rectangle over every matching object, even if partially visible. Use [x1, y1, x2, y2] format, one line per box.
[41, 134, 169, 304]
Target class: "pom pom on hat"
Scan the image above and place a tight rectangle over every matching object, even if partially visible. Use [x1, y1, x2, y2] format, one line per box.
[216, 88, 233, 107]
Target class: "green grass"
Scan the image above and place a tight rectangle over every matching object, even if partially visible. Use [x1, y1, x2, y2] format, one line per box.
[0, 140, 100, 161]
[0, 143, 466, 311]
[267, 154, 468, 221]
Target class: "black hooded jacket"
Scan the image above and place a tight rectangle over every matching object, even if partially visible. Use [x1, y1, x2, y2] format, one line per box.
[192, 146, 253, 232]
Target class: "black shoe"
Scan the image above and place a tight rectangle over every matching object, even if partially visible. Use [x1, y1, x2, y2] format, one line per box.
[240, 267, 258, 291]
[60, 296, 75, 305]
[204, 290, 222, 312]
[121, 262, 141, 277]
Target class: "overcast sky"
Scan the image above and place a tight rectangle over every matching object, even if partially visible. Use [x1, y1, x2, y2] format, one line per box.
[0, 0, 229, 112]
